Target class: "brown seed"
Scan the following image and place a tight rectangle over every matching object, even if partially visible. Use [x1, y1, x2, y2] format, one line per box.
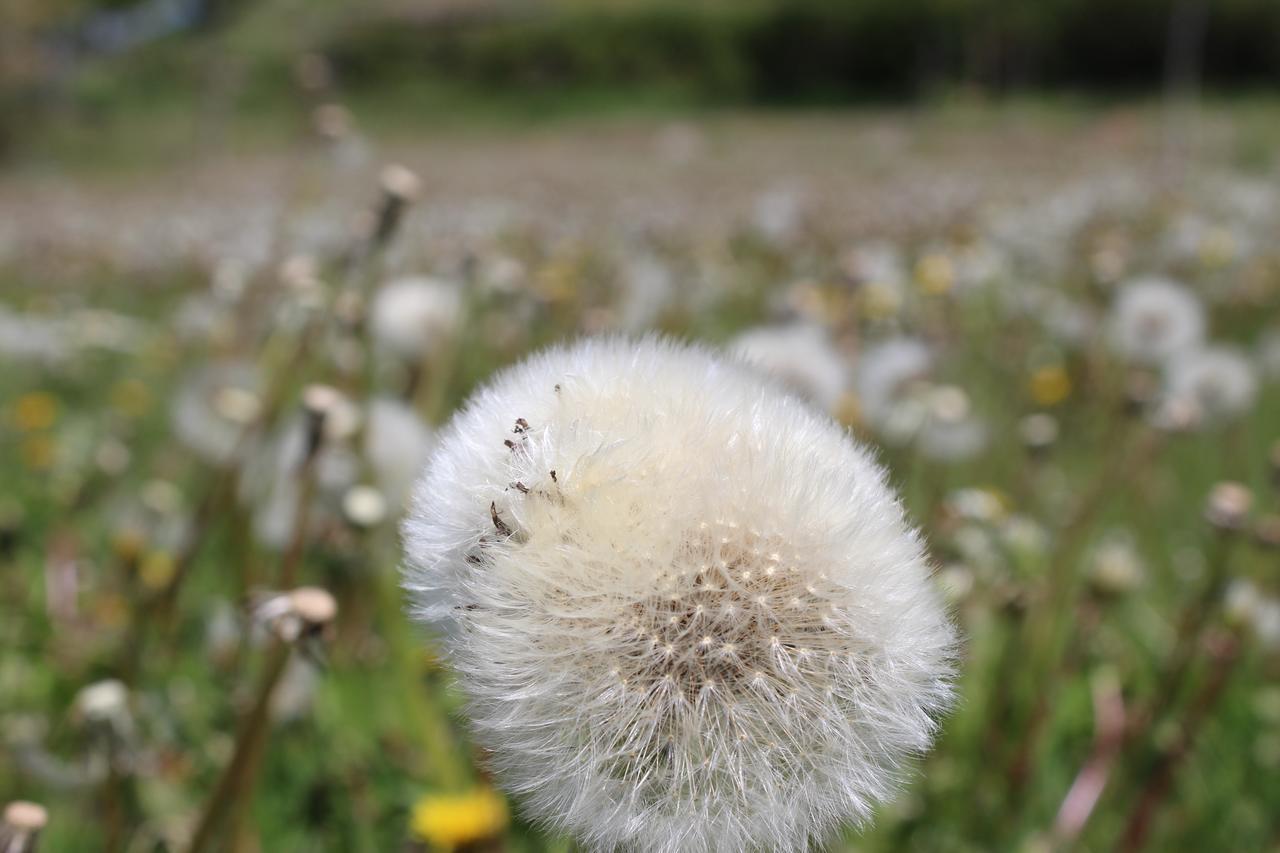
[490, 502, 512, 537]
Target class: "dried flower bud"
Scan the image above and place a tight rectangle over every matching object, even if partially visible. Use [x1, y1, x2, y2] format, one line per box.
[1254, 515, 1280, 550]
[342, 485, 387, 528]
[1204, 482, 1253, 532]
[211, 385, 261, 427]
[379, 164, 421, 203]
[289, 587, 337, 628]
[74, 679, 129, 724]
[1, 800, 47, 851]
[301, 385, 344, 459]
[254, 587, 338, 643]
[278, 255, 320, 291]
[1123, 370, 1159, 416]
[293, 52, 333, 93]
[1019, 413, 1059, 455]
[1088, 537, 1145, 597]
[313, 103, 352, 141]
[372, 164, 421, 248]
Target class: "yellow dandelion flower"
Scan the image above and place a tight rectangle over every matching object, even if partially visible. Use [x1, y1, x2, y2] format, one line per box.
[861, 282, 901, 320]
[410, 788, 508, 851]
[139, 551, 176, 591]
[915, 253, 954, 296]
[112, 528, 147, 564]
[93, 593, 130, 630]
[535, 260, 578, 303]
[1029, 365, 1071, 407]
[14, 392, 58, 432]
[110, 379, 152, 419]
[1198, 227, 1237, 268]
[21, 435, 55, 470]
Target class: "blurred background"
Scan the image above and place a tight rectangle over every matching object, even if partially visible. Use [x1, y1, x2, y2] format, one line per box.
[2, 1, 1280, 851]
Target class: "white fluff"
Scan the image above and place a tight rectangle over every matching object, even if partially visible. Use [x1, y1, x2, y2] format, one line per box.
[369, 275, 462, 362]
[1108, 276, 1205, 366]
[854, 337, 933, 436]
[403, 337, 955, 853]
[364, 396, 435, 508]
[170, 361, 260, 466]
[730, 324, 849, 413]
[1163, 345, 1258, 423]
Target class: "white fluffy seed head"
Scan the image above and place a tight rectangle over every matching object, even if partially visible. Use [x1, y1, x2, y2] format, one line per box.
[1163, 345, 1258, 424]
[1108, 276, 1205, 366]
[369, 276, 462, 363]
[402, 338, 956, 853]
[730, 323, 849, 413]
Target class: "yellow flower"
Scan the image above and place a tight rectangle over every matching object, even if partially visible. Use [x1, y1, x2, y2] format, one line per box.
[535, 259, 578, 303]
[915, 253, 954, 296]
[1029, 365, 1071, 407]
[861, 282, 901, 320]
[1198, 227, 1237, 268]
[21, 435, 55, 470]
[14, 391, 58, 431]
[139, 551, 176, 590]
[93, 593, 130, 630]
[410, 788, 508, 851]
[110, 379, 152, 419]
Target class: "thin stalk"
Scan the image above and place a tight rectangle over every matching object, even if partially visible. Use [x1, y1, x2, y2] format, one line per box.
[1118, 632, 1239, 852]
[185, 639, 292, 853]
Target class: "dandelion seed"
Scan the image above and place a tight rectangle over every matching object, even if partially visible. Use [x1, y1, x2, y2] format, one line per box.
[403, 337, 955, 853]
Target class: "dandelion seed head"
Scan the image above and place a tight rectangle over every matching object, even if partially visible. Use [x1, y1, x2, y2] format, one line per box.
[403, 337, 956, 853]
[1108, 276, 1205, 366]
[730, 324, 849, 413]
[369, 276, 462, 363]
[1162, 345, 1258, 424]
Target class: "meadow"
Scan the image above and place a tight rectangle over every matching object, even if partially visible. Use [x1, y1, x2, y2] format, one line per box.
[2, 98, 1280, 851]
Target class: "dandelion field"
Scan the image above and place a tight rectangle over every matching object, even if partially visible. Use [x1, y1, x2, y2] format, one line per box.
[3, 101, 1280, 851]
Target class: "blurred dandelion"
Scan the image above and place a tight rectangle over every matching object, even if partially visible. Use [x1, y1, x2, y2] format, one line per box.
[1108, 276, 1205, 366]
[409, 788, 508, 852]
[730, 323, 848, 413]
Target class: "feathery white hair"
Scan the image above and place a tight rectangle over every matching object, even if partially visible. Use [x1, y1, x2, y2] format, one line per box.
[402, 337, 955, 853]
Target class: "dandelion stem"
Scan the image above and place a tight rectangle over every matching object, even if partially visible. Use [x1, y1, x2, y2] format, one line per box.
[1050, 670, 1127, 848]
[1118, 631, 1239, 852]
[1006, 424, 1161, 796]
[185, 639, 292, 853]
